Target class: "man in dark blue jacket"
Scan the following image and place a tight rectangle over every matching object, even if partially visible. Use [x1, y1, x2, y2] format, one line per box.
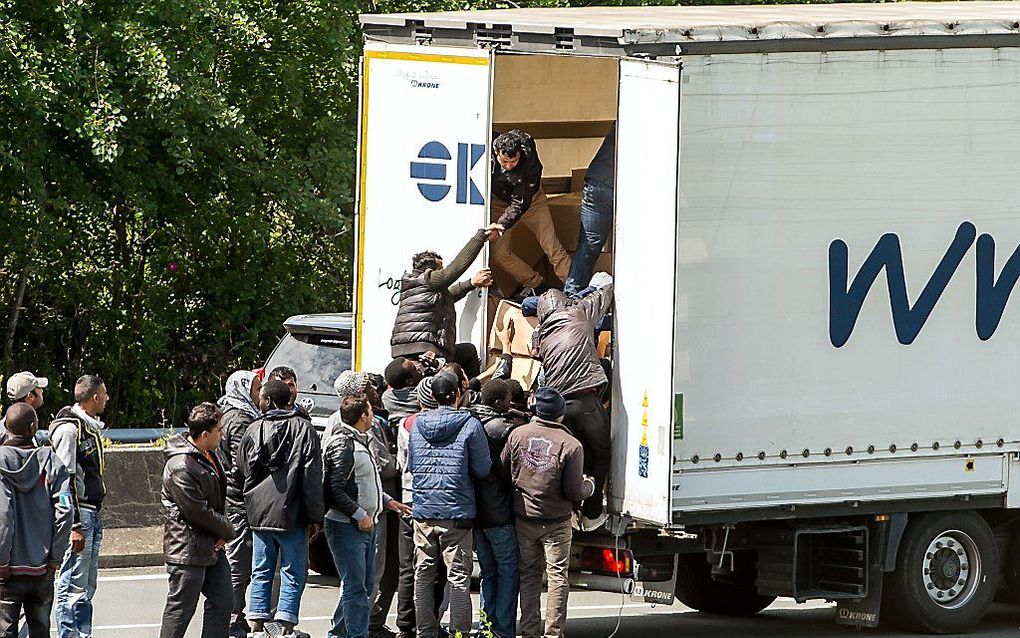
[407, 372, 491, 638]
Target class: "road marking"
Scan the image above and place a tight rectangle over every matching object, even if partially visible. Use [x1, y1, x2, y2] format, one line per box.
[98, 573, 167, 582]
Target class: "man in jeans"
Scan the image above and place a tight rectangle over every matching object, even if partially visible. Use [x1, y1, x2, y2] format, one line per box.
[235, 379, 324, 638]
[469, 380, 518, 638]
[489, 129, 571, 297]
[50, 374, 109, 638]
[564, 123, 616, 297]
[531, 277, 614, 531]
[159, 403, 236, 638]
[323, 394, 410, 638]
[408, 372, 491, 638]
[215, 370, 262, 638]
[502, 387, 593, 638]
[0, 404, 73, 638]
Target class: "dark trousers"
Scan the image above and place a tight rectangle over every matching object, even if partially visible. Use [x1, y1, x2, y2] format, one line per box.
[159, 552, 233, 638]
[396, 514, 446, 634]
[370, 509, 400, 630]
[564, 392, 612, 518]
[0, 575, 53, 638]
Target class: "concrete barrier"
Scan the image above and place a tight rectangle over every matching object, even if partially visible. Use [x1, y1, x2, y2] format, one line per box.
[100, 446, 166, 567]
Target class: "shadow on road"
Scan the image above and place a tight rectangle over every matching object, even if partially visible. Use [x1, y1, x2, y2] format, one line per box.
[565, 603, 1019, 638]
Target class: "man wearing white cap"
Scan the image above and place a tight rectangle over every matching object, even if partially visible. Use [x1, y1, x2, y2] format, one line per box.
[0, 372, 48, 442]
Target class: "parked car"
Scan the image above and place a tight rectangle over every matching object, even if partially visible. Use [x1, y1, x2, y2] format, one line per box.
[263, 313, 352, 432]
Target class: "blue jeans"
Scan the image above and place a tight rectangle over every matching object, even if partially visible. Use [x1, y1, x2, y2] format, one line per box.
[249, 529, 307, 625]
[564, 179, 614, 297]
[474, 524, 519, 638]
[55, 508, 103, 638]
[325, 519, 376, 638]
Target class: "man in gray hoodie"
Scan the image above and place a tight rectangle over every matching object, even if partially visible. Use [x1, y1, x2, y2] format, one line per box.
[0, 404, 73, 638]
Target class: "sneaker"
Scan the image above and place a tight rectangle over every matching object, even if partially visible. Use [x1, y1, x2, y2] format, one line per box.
[247, 632, 267, 638]
[372, 628, 398, 638]
[396, 632, 417, 638]
[580, 512, 609, 532]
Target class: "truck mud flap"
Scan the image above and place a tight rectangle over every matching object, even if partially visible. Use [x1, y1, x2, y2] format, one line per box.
[835, 564, 884, 629]
[632, 555, 679, 605]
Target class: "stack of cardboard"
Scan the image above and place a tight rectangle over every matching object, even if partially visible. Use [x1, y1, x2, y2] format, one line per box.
[480, 300, 543, 388]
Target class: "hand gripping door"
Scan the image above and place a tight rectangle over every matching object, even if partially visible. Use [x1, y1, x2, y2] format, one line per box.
[354, 43, 493, 373]
[609, 59, 680, 526]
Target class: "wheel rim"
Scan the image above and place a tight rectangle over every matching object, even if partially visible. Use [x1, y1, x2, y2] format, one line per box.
[921, 529, 981, 610]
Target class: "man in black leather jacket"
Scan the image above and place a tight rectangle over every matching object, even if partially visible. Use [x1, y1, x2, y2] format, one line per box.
[159, 402, 236, 638]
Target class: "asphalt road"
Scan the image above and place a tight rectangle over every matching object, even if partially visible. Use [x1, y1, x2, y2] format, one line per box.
[78, 567, 1020, 638]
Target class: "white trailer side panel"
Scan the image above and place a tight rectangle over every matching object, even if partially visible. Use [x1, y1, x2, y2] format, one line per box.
[355, 43, 491, 373]
[672, 48, 1020, 510]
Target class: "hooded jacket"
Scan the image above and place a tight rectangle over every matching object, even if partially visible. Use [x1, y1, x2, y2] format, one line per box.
[0, 442, 73, 576]
[48, 405, 107, 525]
[469, 404, 516, 529]
[235, 408, 324, 531]
[407, 407, 491, 520]
[532, 285, 614, 398]
[161, 433, 235, 566]
[502, 417, 593, 523]
[218, 406, 257, 514]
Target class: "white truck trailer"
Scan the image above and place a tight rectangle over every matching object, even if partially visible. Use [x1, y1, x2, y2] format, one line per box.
[352, 3, 1020, 633]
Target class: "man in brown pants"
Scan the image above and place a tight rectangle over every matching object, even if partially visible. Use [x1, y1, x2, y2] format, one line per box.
[490, 130, 571, 296]
[502, 387, 594, 638]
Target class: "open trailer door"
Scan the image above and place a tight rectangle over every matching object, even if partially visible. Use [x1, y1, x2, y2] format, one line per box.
[354, 43, 493, 373]
[609, 58, 680, 527]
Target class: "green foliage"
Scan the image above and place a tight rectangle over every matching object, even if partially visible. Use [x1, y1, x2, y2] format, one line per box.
[1, 0, 884, 425]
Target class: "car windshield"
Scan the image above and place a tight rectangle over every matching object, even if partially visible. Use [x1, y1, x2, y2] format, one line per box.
[265, 333, 352, 395]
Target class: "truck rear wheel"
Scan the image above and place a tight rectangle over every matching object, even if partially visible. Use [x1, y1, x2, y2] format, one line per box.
[882, 511, 997, 634]
[674, 552, 776, 616]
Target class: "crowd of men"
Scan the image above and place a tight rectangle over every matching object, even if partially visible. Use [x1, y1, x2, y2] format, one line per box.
[0, 125, 617, 638]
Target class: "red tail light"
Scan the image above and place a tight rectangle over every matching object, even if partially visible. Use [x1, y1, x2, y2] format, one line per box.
[580, 546, 633, 576]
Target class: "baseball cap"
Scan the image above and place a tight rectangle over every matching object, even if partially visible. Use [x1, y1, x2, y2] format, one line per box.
[7, 371, 48, 401]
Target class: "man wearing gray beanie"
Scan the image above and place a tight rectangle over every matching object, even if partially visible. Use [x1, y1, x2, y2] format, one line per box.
[502, 387, 594, 638]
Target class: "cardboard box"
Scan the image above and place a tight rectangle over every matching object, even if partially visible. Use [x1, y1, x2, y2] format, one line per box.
[478, 355, 543, 390]
[548, 192, 612, 253]
[488, 300, 540, 357]
[548, 192, 583, 252]
[571, 168, 587, 192]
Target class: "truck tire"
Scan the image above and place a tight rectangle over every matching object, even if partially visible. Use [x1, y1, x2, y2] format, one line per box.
[674, 552, 775, 616]
[882, 511, 998, 634]
[308, 533, 338, 579]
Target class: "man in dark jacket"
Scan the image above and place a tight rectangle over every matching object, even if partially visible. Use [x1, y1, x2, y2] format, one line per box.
[235, 379, 324, 638]
[469, 380, 518, 638]
[531, 279, 614, 531]
[502, 388, 594, 638]
[159, 402, 236, 638]
[408, 372, 491, 638]
[215, 370, 262, 637]
[391, 227, 499, 361]
[489, 129, 571, 296]
[323, 394, 410, 638]
[0, 404, 72, 638]
[50, 374, 108, 638]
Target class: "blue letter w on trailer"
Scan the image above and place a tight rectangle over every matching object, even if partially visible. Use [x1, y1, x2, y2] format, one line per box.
[828, 221, 976, 347]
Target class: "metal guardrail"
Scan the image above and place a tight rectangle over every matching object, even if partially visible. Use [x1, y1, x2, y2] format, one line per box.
[34, 427, 186, 445]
